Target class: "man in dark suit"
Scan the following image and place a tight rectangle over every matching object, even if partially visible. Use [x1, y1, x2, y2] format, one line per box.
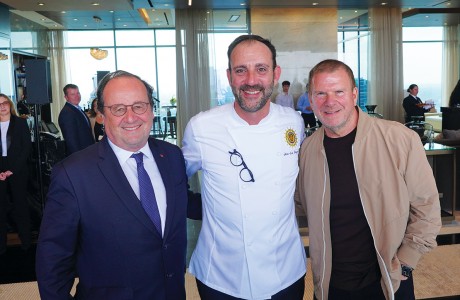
[58, 84, 95, 155]
[36, 71, 201, 299]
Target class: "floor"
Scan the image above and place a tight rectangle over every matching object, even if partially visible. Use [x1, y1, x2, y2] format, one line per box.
[1, 213, 460, 299]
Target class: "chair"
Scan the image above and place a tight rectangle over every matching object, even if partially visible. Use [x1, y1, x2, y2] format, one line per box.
[405, 117, 434, 145]
[162, 115, 177, 140]
[151, 116, 163, 138]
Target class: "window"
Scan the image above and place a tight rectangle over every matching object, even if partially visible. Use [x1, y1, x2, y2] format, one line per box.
[338, 30, 369, 109]
[65, 47, 116, 109]
[64, 29, 175, 110]
[402, 27, 443, 110]
[210, 33, 242, 106]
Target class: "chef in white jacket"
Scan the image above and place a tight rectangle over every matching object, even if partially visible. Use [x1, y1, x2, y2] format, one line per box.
[182, 34, 307, 300]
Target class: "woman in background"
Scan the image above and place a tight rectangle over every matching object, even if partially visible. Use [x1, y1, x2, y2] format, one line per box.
[88, 98, 104, 142]
[403, 84, 431, 123]
[0, 94, 32, 255]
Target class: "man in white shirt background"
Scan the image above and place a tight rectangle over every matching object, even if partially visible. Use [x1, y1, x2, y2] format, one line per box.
[275, 80, 295, 109]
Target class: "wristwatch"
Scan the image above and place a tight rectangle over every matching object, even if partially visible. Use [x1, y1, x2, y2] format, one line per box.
[401, 265, 413, 278]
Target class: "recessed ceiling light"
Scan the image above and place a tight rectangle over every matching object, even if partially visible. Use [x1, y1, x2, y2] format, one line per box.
[425, 15, 429, 18]
[123, 24, 127, 27]
[240, 3, 246, 6]
[312, 2, 318, 5]
[381, 2, 387, 5]
[73, 18, 78, 21]
[228, 15, 240, 22]
[61, 11, 66, 14]
[37, 2, 44, 6]
[91, 2, 100, 6]
[109, 10, 114, 13]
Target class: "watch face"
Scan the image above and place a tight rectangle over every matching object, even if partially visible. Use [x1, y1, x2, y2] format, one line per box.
[401, 265, 413, 277]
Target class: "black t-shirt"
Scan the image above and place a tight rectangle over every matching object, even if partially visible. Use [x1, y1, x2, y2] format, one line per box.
[324, 129, 380, 290]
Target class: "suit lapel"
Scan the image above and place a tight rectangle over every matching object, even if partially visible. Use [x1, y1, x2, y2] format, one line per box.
[148, 138, 176, 239]
[5, 116, 15, 150]
[97, 137, 159, 235]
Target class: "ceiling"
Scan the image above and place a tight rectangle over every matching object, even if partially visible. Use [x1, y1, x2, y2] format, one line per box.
[1, 0, 460, 31]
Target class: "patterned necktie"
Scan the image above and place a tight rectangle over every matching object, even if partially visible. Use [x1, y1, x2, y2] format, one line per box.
[131, 152, 162, 235]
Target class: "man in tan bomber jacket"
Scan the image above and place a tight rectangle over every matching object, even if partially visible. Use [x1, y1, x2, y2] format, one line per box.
[296, 59, 442, 300]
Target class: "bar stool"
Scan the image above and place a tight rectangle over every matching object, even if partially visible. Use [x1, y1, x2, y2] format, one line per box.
[162, 115, 177, 140]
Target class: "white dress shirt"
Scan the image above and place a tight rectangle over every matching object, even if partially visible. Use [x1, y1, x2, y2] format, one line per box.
[182, 103, 306, 299]
[0, 121, 9, 156]
[108, 139, 167, 236]
[275, 92, 294, 109]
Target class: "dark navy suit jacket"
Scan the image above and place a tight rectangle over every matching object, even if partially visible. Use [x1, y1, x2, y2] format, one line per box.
[58, 102, 95, 155]
[36, 136, 200, 300]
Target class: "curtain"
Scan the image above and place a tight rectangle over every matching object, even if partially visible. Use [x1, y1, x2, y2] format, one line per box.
[368, 7, 404, 122]
[442, 25, 459, 107]
[47, 30, 68, 127]
[175, 9, 216, 196]
[175, 9, 215, 145]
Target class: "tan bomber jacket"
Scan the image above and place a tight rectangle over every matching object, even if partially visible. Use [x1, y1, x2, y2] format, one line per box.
[296, 108, 442, 300]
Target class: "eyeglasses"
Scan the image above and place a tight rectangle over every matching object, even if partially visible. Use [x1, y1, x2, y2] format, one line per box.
[228, 149, 255, 182]
[104, 102, 150, 117]
[0, 102, 10, 108]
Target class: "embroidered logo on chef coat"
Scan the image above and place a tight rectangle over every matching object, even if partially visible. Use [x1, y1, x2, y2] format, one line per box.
[285, 128, 298, 147]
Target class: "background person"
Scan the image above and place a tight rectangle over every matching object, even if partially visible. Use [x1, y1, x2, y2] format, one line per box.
[88, 98, 104, 141]
[402, 84, 431, 123]
[182, 34, 306, 300]
[275, 80, 295, 109]
[36, 71, 201, 299]
[0, 94, 32, 255]
[296, 59, 441, 300]
[297, 83, 317, 128]
[58, 84, 95, 155]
